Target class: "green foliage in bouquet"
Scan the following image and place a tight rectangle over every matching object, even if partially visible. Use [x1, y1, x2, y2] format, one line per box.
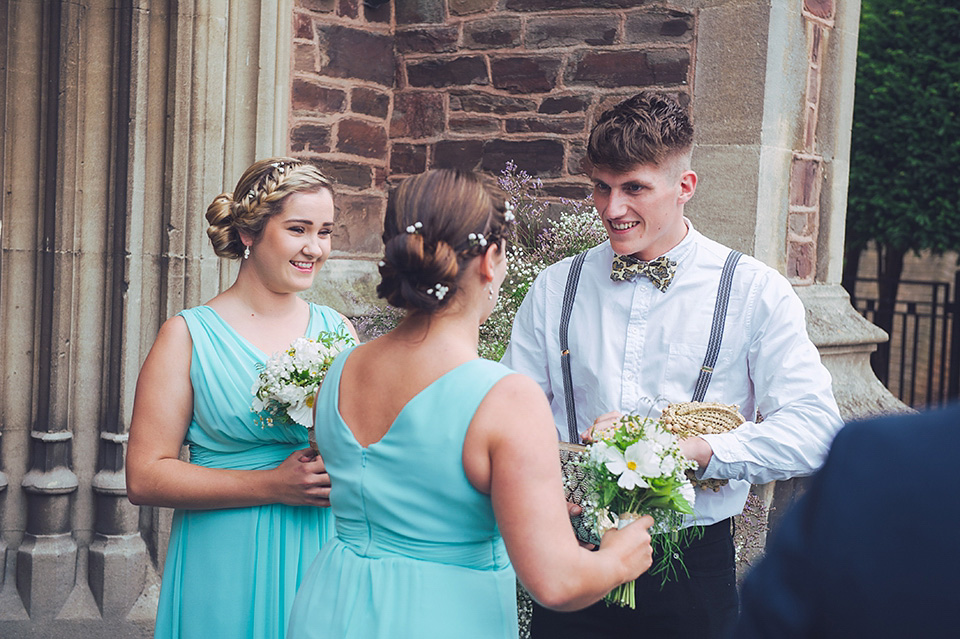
[579, 414, 702, 605]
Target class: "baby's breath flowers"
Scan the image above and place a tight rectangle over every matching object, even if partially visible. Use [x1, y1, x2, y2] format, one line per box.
[577, 414, 700, 607]
[251, 325, 355, 451]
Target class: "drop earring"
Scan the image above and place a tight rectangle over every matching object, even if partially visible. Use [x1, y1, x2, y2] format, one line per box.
[487, 286, 494, 300]
[243, 245, 250, 260]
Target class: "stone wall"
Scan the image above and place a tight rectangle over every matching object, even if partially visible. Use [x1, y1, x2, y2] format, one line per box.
[293, 0, 698, 314]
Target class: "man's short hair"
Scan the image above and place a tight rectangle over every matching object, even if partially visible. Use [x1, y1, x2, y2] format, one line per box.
[587, 91, 694, 172]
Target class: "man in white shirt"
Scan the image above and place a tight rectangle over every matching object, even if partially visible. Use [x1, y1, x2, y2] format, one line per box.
[502, 91, 843, 638]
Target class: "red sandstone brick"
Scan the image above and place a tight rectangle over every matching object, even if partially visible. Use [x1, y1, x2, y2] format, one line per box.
[406, 56, 489, 88]
[569, 50, 654, 87]
[811, 24, 823, 65]
[293, 12, 314, 40]
[624, 10, 694, 43]
[290, 122, 332, 154]
[450, 91, 537, 114]
[396, 0, 445, 25]
[789, 212, 811, 236]
[297, 0, 335, 13]
[491, 56, 562, 94]
[292, 79, 346, 113]
[450, 0, 497, 15]
[432, 140, 485, 171]
[805, 105, 818, 150]
[506, 0, 638, 10]
[505, 117, 585, 135]
[334, 193, 386, 254]
[396, 26, 460, 54]
[567, 142, 589, 176]
[337, 119, 388, 159]
[391, 91, 446, 139]
[293, 42, 317, 73]
[787, 241, 816, 283]
[449, 115, 502, 135]
[804, 0, 834, 20]
[462, 17, 521, 49]
[364, 1, 390, 23]
[525, 15, 617, 48]
[390, 144, 428, 174]
[789, 156, 822, 208]
[318, 25, 395, 87]
[315, 159, 373, 189]
[481, 139, 565, 177]
[351, 87, 390, 119]
[539, 94, 591, 115]
[338, 0, 359, 19]
[648, 48, 690, 85]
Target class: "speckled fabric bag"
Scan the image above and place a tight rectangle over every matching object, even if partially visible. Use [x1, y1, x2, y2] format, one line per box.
[559, 442, 601, 546]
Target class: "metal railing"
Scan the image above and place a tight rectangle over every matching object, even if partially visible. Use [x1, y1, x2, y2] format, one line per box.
[853, 274, 959, 409]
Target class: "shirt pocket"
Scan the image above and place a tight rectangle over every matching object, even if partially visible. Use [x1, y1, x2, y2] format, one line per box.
[661, 342, 734, 402]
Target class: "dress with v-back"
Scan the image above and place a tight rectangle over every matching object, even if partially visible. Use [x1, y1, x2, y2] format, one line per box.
[154, 303, 343, 639]
[287, 347, 519, 638]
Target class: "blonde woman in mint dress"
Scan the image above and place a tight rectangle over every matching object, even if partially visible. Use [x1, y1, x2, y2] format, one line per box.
[126, 158, 357, 638]
[287, 169, 655, 638]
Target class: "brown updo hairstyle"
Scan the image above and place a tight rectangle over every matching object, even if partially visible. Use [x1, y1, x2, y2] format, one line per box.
[377, 169, 510, 313]
[205, 157, 335, 259]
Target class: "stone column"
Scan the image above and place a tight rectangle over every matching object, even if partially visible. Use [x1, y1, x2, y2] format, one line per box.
[14, 0, 82, 619]
[690, 0, 903, 421]
[0, 0, 293, 633]
[689, 0, 905, 542]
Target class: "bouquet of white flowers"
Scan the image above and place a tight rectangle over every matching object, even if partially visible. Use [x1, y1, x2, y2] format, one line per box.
[251, 325, 355, 452]
[577, 414, 700, 607]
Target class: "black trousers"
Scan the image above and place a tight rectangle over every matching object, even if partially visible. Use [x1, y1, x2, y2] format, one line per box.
[531, 519, 739, 639]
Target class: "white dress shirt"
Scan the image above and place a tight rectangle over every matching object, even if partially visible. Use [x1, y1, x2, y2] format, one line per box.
[501, 221, 843, 525]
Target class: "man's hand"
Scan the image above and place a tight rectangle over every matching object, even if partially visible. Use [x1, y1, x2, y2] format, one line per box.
[582, 410, 623, 443]
[679, 435, 714, 469]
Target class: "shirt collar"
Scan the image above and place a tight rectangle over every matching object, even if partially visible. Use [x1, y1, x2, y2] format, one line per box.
[664, 217, 698, 266]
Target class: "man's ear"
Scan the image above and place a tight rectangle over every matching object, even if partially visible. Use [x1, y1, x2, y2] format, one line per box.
[678, 170, 697, 204]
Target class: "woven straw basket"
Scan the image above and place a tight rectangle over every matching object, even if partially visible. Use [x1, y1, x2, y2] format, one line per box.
[660, 402, 745, 492]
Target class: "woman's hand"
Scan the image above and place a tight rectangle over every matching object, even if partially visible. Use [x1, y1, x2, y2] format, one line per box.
[598, 514, 655, 583]
[272, 448, 332, 507]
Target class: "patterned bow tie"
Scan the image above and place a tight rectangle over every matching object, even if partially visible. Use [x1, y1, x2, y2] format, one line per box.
[610, 254, 677, 291]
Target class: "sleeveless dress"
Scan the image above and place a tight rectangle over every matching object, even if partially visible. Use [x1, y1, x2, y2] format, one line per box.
[154, 304, 344, 639]
[287, 349, 519, 638]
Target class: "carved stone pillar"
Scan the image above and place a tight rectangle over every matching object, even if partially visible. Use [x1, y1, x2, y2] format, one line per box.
[14, 0, 82, 619]
[690, 0, 906, 547]
[0, 0, 293, 633]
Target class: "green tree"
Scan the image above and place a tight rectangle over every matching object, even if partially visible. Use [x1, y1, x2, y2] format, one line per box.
[842, 0, 960, 379]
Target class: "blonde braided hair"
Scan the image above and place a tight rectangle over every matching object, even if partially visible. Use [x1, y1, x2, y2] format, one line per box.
[205, 157, 335, 259]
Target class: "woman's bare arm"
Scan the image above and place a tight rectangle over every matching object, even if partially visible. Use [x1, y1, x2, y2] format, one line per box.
[125, 315, 331, 509]
[464, 374, 653, 611]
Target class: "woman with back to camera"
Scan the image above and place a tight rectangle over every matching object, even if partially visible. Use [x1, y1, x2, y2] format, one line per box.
[126, 158, 357, 638]
[286, 169, 654, 638]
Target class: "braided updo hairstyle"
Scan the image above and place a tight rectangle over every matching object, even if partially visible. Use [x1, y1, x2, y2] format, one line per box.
[205, 157, 335, 259]
[377, 169, 511, 313]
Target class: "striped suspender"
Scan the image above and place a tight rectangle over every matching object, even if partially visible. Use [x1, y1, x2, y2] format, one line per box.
[559, 251, 588, 443]
[691, 250, 743, 401]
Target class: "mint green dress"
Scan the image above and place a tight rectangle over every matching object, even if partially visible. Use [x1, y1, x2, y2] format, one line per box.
[154, 304, 343, 639]
[287, 349, 519, 638]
